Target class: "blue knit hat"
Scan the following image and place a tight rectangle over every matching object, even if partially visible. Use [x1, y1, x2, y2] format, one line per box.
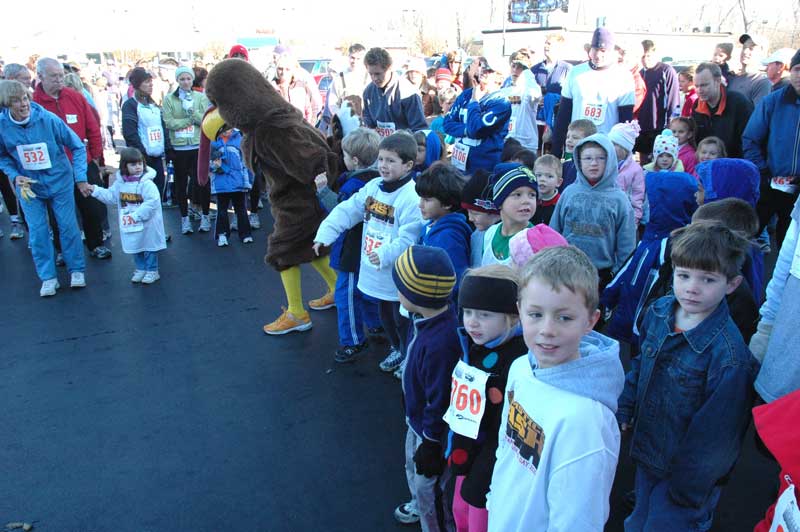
[175, 66, 195, 81]
[491, 162, 538, 208]
[392, 245, 456, 309]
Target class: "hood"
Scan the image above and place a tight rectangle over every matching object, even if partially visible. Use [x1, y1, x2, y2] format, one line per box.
[642, 171, 698, 240]
[695, 158, 760, 208]
[526, 331, 625, 412]
[573, 133, 619, 190]
[427, 212, 472, 238]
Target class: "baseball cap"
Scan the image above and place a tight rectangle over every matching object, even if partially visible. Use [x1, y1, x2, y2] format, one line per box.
[762, 48, 795, 66]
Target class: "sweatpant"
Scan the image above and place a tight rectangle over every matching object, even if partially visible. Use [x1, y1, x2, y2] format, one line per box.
[215, 191, 251, 240]
[133, 250, 159, 272]
[452, 476, 487, 532]
[379, 300, 410, 354]
[171, 149, 198, 217]
[624, 467, 721, 532]
[334, 269, 381, 347]
[52, 162, 106, 251]
[404, 427, 454, 532]
[19, 185, 85, 280]
[757, 180, 797, 250]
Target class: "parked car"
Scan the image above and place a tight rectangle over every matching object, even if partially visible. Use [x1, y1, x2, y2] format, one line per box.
[299, 59, 331, 85]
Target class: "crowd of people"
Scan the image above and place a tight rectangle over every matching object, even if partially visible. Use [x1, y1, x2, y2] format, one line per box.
[1, 26, 800, 532]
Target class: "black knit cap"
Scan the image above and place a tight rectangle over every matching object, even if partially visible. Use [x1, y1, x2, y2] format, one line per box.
[459, 274, 519, 315]
[791, 49, 800, 70]
[461, 169, 499, 214]
[129, 67, 153, 90]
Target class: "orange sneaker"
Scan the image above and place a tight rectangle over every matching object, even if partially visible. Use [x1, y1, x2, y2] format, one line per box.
[308, 290, 335, 311]
[263, 307, 312, 335]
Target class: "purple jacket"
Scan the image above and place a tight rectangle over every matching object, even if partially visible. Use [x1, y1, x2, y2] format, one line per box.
[638, 63, 681, 132]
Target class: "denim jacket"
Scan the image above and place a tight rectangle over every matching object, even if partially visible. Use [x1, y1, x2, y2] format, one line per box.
[617, 295, 758, 508]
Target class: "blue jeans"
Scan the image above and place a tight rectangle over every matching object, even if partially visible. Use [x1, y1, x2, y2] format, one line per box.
[624, 467, 721, 532]
[18, 185, 85, 281]
[334, 270, 381, 347]
[133, 251, 159, 272]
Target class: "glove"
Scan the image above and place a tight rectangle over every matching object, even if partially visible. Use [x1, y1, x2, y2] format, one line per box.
[413, 438, 445, 478]
[749, 321, 773, 362]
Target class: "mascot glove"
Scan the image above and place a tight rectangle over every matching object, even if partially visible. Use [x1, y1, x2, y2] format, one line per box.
[414, 438, 445, 478]
[749, 321, 773, 363]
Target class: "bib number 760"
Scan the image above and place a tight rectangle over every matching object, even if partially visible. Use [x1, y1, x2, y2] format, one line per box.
[451, 379, 482, 415]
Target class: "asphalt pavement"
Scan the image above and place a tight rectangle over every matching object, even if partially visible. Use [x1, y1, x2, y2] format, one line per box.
[0, 206, 778, 532]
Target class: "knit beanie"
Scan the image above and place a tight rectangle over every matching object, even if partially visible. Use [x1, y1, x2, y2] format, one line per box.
[128, 67, 152, 90]
[792, 49, 800, 69]
[652, 129, 679, 161]
[458, 273, 519, 315]
[491, 162, 538, 208]
[607, 121, 641, 154]
[591, 27, 615, 49]
[509, 224, 569, 268]
[175, 66, 195, 81]
[435, 68, 453, 82]
[461, 170, 499, 213]
[229, 44, 249, 61]
[392, 246, 456, 309]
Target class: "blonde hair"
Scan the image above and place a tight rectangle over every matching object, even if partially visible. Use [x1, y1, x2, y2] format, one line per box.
[534, 154, 563, 179]
[462, 264, 520, 342]
[341, 127, 380, 166]
[696, 136, 727, 158]
[518, 246, 599, 312]
[0, 80, 29, 106]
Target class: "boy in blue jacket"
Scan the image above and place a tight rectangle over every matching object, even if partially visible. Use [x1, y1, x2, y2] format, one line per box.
[392, 245, 460, 530]
[618, 221, 759, 531]
[415, 162, 472, 294]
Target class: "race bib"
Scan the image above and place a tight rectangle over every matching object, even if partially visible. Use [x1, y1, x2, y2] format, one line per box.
[175, 125, 196, 139]
[66, 114, 78, 124]
[119, 192, 144, 233]
[451, 142, 470, 172]
[147, 126, 163, 145]
[771, 176, 798, 195]
[376, 121, 396, 138]
[443, 360, 490, 439]
[582, 103, 606, 125]
[769, 481, 799, 532]
[16, 143, 52, 171]
[508, 117, 516, 134]
[363, 226, 391, 262]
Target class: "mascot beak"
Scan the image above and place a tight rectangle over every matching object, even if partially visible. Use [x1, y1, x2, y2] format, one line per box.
[202, 106, 227, 141]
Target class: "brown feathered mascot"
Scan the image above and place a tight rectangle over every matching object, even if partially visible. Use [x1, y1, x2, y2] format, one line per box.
[205, 58, 339, 335]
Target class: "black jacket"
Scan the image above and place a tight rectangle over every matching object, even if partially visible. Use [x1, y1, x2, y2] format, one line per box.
[692, 87, 753, 159]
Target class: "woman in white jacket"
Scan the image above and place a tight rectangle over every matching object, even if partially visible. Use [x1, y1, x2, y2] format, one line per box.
[90, 147, 167, 284]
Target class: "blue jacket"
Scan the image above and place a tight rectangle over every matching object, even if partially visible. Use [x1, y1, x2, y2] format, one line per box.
[418, 212, 472, 289]
[209, 129, 253, 194]
[560, 159, 577, 191]
[362, 74, 427, 132]
[617, 296, 758, 508]
[442, 88, 512, 175]
[328, 168, 381, 272]
[743, 84, 800, 179]
[0, 102, 87, 197]
[601, 172, 698, 344]
[403, 306, 461, 443]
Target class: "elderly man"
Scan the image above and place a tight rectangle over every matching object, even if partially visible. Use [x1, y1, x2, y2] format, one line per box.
[3, 63, 32, 88]
[33, 57, 111, 259]
[743, 49, 800, 249]
[692, 62, 753, 158]
[362, 47, 427, 136]
[728, 34, 773, 106]
[762, 48, 795, 92]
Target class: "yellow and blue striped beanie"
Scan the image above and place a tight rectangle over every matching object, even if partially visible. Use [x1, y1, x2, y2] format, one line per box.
[392, 245, 456, 309]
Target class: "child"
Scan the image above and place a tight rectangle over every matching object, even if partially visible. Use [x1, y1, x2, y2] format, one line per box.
[712, 42, 734, 82]
[415, 161, 472, 290]
[314, 132, 424, 373]
[315, 127, 383, 363]
[444, 265, 528, 532]
[209, 125, 254, 246]
[530, 155, 562, 225]
[488, 246, 625, 531]
[601, 171, 699, 346]
[608, 121, 645, 226]
[695, 135, 726, 165]
[549, 134, 636, 290]
[618, 221, 758, 531]
[510, 149, 536, 170]
[413, 130, 446, 175]
[678, 65, 698, 117]
[430, 87, 459, 137]
[90, 147, 167, 284]
[392, 245, 460, 530]
[561, 119, 597, 191]
[643, 129, 685, 173]
[460, 169, 501, 267]
[481, 162, 538, 266]
[508, 224, 568, 269]
[670, 116, 698, 175]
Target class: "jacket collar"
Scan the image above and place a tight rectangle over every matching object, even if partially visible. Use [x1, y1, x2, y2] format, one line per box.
[652, 295, 731, 353]
[781, 83, 800, 104]
[695, 85, 727, 117]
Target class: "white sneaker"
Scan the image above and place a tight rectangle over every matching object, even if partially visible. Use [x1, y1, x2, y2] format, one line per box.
[40, 278, 60, 297]
[70, 271, 86, 288]
[142, 271, 160, 284]
[249, 213, 261, 229]
[243, 236, 254, 244]
[218, 234, 229, 247]
[199, 214, 211, 232]
[181, 216, 193, 235]
[131, 269, 146, 283]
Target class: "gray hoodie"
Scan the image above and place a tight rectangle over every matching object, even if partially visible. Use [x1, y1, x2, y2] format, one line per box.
[549, 133, 636, 272]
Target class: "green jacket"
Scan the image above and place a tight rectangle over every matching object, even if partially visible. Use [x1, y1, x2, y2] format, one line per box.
[161, 88, 209, 147]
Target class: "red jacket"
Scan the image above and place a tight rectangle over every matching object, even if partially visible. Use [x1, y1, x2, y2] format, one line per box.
[33, 84, 103, 163]
[681, 87, 698, 118]
[631, 65, 647, 116]
[753, 389, 800, 532]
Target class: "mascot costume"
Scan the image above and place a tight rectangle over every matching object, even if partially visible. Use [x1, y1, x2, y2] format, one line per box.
[204, 58, 339, 335]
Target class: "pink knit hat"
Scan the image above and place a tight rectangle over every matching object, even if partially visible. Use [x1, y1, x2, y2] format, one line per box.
[509, 224, 569, 268]
[607, 120, 641, 153]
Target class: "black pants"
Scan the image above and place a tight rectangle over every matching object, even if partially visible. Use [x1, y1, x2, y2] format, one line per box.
[0, 171, 19, 217]
[215, 192, 251, 239]
[171, 149, 198, 217]
[146, 156, 165, 200]
[379, 300, 410, 354]
[757, 178, 797, 250]
[249, 169, 263, 213]
[53, 162, 106, 252]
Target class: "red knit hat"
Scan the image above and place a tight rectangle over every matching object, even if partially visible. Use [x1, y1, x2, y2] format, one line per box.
[435, 68, 453, 82]
[228, 44, 249, 61]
